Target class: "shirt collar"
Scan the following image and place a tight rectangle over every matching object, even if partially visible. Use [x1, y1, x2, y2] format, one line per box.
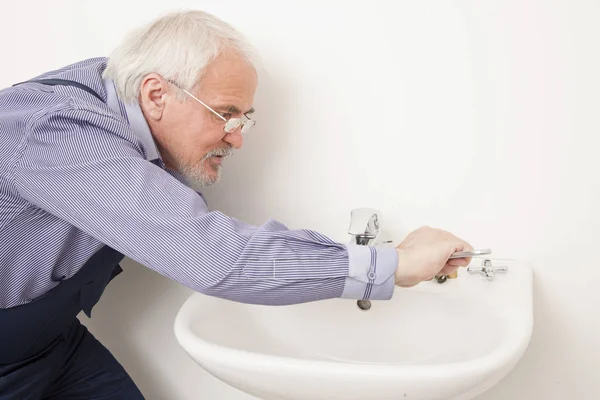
[102, 79, 161, 162]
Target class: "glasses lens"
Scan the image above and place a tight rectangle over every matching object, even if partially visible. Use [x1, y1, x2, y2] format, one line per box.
[241, 119, 255, 134]
[224, 119, 241, 133]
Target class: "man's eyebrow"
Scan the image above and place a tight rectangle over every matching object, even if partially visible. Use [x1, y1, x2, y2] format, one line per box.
[221, 104, 255, 115]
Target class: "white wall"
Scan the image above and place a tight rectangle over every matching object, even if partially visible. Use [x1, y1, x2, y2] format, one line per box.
[3, 1, 599, 398]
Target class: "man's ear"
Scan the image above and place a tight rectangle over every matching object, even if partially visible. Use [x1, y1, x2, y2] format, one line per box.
[139, 73, 168, 121]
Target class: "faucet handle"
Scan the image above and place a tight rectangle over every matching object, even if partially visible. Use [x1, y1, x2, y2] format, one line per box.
[467, 259, 508, 280]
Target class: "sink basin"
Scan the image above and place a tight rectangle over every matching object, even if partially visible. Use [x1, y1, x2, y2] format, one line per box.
[174, 258, 533, 400]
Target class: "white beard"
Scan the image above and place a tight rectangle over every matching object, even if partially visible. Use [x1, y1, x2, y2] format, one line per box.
[180, 161, 222, 187]
[177, 145, 233, 187]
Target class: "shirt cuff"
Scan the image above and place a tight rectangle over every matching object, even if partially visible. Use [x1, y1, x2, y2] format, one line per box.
[340, 244, 398, 300]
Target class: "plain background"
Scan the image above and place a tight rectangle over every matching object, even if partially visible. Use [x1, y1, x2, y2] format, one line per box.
[2, 1, 599, 399]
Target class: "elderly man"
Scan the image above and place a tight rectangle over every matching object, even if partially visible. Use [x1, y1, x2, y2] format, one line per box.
[0, 10, 473, 399]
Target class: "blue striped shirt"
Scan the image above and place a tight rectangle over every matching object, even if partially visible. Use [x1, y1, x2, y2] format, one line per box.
[0, 57, 398, 309]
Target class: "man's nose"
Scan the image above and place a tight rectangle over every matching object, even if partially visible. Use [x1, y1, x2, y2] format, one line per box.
[223, 130, 243, 149]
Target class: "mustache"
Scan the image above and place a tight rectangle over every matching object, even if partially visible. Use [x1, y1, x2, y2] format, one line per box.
[202, 146, 233, 160]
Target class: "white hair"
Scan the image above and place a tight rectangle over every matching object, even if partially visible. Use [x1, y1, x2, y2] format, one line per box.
[103, 10, 258, 103]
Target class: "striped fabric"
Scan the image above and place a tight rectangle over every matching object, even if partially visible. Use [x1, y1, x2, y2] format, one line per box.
[0, 57, 398, 309]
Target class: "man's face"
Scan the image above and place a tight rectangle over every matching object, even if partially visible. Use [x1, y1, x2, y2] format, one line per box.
[140, 51, 258, 186]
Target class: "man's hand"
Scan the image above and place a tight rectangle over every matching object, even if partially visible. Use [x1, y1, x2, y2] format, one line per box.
[394, 226, 473, 287]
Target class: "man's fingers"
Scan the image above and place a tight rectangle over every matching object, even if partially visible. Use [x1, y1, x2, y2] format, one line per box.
[453, 239, 474, 253]
[447, 257, 470, 267]
[439, 265, 459, 276]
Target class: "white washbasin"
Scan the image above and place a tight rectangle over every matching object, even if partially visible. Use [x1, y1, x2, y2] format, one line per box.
[174, 258, 533, 400]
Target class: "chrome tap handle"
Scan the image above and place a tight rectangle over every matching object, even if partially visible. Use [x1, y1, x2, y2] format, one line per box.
[467, 259, 508, 280]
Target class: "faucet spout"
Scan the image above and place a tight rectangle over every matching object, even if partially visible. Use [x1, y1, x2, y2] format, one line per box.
[348, 208, 380, 245]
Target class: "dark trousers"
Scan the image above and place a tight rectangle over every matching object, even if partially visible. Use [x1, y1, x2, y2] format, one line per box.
[0, 245, 144, 399]
[0, 318, 144, 400]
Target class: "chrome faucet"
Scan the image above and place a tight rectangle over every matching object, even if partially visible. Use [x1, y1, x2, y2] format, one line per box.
[467, 259, 508, 280]
[348, 208, 380, 245]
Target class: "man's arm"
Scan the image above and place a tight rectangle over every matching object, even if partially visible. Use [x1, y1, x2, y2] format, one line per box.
[13, 103, 398, 305]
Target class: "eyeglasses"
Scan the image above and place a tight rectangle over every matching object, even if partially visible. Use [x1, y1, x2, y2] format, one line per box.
[167, 80, 256, 134]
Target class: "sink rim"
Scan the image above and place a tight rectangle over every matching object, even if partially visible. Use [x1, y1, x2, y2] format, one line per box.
[174, 260, 533, 377]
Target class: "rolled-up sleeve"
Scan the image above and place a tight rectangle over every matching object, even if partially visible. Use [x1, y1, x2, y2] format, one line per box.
[13, 102, 397, 305]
